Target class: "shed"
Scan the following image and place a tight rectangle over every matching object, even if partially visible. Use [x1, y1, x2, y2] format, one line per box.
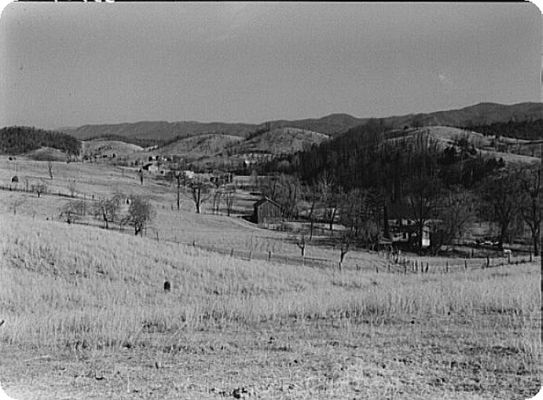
[252, 197, 283, 224]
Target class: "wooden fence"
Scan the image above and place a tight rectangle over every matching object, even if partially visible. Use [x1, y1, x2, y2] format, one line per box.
[3, 183, 538, 273]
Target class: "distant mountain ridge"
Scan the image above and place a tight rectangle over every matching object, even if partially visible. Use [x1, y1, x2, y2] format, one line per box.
[58, 102, 543, 143]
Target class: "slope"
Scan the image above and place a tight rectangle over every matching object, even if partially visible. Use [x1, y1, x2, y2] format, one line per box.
[232, 127, 330, 155]
[82, 139, 144, 158]
[58, 102, 543, 143]
[156, 133, 243, 158]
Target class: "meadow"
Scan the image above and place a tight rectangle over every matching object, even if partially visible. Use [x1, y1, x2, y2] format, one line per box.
[0, 156, 541, 399]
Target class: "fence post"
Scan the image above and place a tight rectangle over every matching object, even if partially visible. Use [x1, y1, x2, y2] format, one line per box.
[230, 248, 234, 257]
[445, 261, 449, 273]
[426, 262, 429, 273]
[193, 240, 196, 247]
[249, 251, 252, 261]
[268, 251, 271, 261]
[508, 252, 511, 264]
[464, 259, 468, 270]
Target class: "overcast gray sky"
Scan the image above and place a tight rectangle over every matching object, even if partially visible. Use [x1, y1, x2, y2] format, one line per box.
[0, 2, 541, 130]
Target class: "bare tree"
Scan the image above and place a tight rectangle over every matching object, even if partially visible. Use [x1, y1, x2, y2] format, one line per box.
[9, 196, 26, 215]
[47, 161, 53, 180]
[212, 187, 223, 214]
[123, 195, 154, 236]
[186, 178, 213, 214]
[32, 181, 47, 198]
[479, 171, 520, 249]
[316, 172, 338, 235]
[517, 165, 542, 255]
[295, 233, 307, 257]
[338, 188, 382, 249]
[94, 194, 122, 229]
[406, 133, 442, 254]
[168, 170, 189, 210]
[302, 184, 319, 240]
[338, 232, 354, 271]
[67, 180, 77, 197]
[223, 186, 236, 216]
[435, 186, 477, 248]
[60, 200, 86, 224]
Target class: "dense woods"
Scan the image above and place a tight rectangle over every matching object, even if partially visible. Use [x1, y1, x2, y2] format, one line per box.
[0, 126, 81, 155]
[256, 121, 540, 254]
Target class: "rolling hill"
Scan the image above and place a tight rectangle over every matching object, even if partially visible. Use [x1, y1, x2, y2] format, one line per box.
[385, 126, 540, 165]
[230, 127, 330, 155]
[82, 139, 144, 158]
[57, 102, 543, 144]
[61, 121, 256, 142]
[26, 146, 69, 161]
[155, 134, 243, 158]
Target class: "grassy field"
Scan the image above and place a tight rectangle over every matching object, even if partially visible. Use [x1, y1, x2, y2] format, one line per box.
[0, 156, 541, 399]
[0, 213, 541, 399]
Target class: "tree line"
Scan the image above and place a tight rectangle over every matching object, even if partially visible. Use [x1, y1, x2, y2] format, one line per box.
[254, 125, 541, 255]
[0, 126, 81, 155]
[60, 194, 154, 236]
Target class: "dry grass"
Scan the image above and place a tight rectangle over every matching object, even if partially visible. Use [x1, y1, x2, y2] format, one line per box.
[0, 156, 541, 399]
[1, 213, 539, 348]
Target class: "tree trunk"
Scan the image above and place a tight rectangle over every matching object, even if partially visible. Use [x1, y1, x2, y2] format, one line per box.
[329, 207, 336, 235]
[532, 228, 540, 256]
[177, 179, 181, 210]
[383, 204, 390, 239]
[418, 222, 423, 256]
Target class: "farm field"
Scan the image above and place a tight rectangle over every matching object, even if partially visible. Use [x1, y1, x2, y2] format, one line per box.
[0, 213, 541, 399]
[0, 157, 541, 399]
[0, 156, 418, 270]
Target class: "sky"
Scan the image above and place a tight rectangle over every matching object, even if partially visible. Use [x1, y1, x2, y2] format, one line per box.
[0, 2, 541, 130]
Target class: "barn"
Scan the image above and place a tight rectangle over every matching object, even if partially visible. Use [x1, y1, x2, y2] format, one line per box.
[252, 197, 284, 225]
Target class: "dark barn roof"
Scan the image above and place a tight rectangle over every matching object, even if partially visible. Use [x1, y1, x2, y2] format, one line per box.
[252, 197, 284, 224]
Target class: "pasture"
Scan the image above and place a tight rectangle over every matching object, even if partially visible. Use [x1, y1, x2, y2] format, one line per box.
[0, 156, 541, 399]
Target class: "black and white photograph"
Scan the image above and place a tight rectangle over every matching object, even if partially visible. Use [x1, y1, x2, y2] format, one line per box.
[0, 2, 542, 399]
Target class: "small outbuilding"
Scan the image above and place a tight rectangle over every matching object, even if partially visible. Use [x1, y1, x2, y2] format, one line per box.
[252, 197, 284, 225]
[11, 176, 18, 183]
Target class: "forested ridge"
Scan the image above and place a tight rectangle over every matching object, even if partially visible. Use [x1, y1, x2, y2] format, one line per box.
[255, 120, 541, 254]
[0, 126, 81, 155]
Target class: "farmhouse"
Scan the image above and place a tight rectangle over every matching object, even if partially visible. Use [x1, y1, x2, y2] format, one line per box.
[142, 163, 159, 173]
[252, 197, 284, 225]
[386, 202, 431, 248]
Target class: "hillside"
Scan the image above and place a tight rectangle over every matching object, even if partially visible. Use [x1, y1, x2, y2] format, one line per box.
[1, 211, 539, 399]
[61, 121, 256, 142]
[57, 102, 543, 143]
[0, 126, 81, 156]
[82, 139, 143, 158]
[232, 127, 330, 155]
[156, 133, 243, 158]
[341, 102, 543, 140]
[26, 146, 69, 161]
[261, 114, 365, 136]
[386, 126, 540, 165]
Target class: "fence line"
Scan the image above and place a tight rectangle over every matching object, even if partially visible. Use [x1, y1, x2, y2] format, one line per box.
[4, 182, 538, 273]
